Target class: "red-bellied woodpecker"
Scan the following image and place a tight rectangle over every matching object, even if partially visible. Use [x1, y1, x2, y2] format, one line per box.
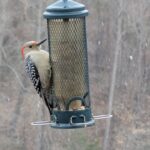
[21, 39, 53, 115]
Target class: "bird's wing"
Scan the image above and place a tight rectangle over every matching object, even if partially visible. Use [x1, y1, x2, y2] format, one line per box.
[25, 56, 42, 97]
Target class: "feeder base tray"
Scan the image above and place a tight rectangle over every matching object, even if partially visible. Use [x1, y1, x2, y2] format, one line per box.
[50, 108, 95, 129]
[50, 119, 95, 129]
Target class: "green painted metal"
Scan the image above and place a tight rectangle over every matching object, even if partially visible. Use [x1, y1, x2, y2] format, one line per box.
[49, 92, 95, 129]
[50, 108, 95, 129]
[43, 0, 88, 19]
[43, 0, 94, 129]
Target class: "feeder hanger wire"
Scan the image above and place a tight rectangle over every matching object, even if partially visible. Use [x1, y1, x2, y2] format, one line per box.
[63, 0, 68, 3]
[63, 0, 68, 7]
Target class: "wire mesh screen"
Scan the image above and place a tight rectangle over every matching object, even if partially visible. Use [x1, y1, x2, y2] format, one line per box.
[48, 17, 89, 109]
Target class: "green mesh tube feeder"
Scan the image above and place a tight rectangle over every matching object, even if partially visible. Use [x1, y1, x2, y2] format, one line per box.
[42, 0, 95, 129]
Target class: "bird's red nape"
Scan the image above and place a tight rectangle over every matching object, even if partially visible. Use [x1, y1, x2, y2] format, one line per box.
[21, 47, 25, 60]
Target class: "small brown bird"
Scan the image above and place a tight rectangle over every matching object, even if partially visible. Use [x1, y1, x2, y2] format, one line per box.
[21, 39, 53, 115]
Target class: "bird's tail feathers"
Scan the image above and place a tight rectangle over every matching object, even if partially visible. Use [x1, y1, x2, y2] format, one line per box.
[40, 89, 53, 115]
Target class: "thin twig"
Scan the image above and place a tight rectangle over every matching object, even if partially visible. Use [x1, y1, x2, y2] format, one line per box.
[103, 0, 123, 150]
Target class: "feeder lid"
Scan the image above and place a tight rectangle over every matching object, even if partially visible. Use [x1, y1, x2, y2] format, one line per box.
[43, 0, 88, 19]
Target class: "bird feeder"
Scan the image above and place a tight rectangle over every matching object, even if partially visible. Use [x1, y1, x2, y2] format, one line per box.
[43, 0, 95, 129]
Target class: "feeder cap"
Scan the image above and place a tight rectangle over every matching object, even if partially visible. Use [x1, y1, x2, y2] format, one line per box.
[43, 0, 88, 19]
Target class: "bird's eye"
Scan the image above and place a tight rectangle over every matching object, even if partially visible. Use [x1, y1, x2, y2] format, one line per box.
[29, 45, 32, 48]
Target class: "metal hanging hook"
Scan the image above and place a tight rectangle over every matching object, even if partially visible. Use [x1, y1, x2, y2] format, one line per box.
[63, 0, 68, 8]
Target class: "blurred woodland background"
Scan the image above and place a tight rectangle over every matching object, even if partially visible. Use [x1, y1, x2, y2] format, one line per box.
[0, 0, 150, 150]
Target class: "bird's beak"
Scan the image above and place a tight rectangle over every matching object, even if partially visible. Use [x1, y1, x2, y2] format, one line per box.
[37, 39, 47, 46]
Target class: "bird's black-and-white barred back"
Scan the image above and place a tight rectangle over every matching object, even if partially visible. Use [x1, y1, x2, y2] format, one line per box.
[25, 56, 42, 97]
